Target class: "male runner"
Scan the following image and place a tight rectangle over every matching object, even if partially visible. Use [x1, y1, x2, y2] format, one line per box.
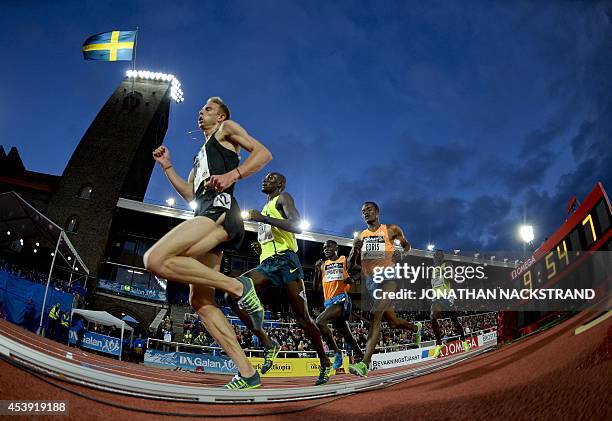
[348, 201, 422, 378]
[144, 97, 272, 390]
[430, 249, 470, 358]
[228, 172, 332, 385]
[314, 240, 364, 370]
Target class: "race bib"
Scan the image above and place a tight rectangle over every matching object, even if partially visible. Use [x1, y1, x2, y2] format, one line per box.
[431, 275, 446, 289]
[212, 192, 231, 210]
[324, 263, 344, 282]
[257, 223, 274, 244]
[193, 145, 210, 192]
[361, 236, 386, 260]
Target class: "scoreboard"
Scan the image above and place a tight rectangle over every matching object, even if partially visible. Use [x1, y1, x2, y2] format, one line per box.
[507, 182, 611, 331]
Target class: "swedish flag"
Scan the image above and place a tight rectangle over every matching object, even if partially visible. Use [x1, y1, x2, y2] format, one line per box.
[82, 30, 136, 61]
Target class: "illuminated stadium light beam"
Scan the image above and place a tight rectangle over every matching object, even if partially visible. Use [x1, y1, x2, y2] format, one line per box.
[240, 210, 250, 219]
[189, 201, 198, 210]
[299, 220, 310, 231]
[426, 244, 435, 251]
[6, 231, 10, 235]
[125, 69, 184, 103]
[165, 197, 176, 207]
[519, 225, 535, 243]
[353, 231, 359, 238]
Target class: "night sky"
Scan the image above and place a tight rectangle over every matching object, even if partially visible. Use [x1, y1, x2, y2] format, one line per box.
[1, 1, 611, 253]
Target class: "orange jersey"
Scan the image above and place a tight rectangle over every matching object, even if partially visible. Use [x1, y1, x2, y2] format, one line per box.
[322, 255, 350, 301]
[360, 224, 395, 276]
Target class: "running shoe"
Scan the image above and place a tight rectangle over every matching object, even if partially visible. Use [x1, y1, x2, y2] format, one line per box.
[462, 340, 470, 352]
[433, 344, 443, 358]
[348, 361, 369, 377]
[413, 321, 423, 347]
[236, 276, 264, 330]
[261, 340, 280, 375]
[333, 351, 343, 370]
[315, 364, 332, 385]
[224, 371, 261, 390]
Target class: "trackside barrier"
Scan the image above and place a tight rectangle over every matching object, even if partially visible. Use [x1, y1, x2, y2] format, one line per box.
[143, 348, 349, 377]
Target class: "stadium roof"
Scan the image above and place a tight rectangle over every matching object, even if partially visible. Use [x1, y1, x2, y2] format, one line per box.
[117, 197, 516, 268]
[0, 191, 89, 274]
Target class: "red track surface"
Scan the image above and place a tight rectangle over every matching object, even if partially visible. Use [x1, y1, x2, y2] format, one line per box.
[1, 312, 611, 420]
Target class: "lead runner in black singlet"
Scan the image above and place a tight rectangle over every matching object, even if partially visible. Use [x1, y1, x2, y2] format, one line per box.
[145, 97, 272, 390]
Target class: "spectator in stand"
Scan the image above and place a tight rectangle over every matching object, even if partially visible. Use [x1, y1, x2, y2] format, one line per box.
[72, 316, 85, 349]
[60, 311, 71, 343]
[22, 299, 36, 332]
[109, 325, 119, 338]
[47, 303, 61, 340]
[133, 334, 146, 363]
[162, 327, 173, 352]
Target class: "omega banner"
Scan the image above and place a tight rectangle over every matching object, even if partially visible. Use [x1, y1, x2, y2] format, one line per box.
[370, 331, 497, 371]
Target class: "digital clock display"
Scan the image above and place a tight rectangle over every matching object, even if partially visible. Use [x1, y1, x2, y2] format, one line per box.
[511, 183, 612, 311]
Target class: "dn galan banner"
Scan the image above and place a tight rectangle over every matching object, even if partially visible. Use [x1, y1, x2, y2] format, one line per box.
[144, 349, 349, 377]
[68, 330, 121, 356]
[144, 349, 238, 375]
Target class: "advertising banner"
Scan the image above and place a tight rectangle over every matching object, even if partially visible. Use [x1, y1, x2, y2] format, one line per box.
[144, 349, 349, 377]
[144, 349, 238, 375]
[69, 330, 121, 356]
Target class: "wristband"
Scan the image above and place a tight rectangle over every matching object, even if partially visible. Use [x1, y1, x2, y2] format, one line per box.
[163, 165, 173, 172]
[235, 167, 243, 179]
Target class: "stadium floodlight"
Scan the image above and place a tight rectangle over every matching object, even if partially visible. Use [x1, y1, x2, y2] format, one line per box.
[6, 231, 10, 235]
[19, 239, 23, 245]
[50, 252, 54, 257]
[474, 253, 480, 258]
[490, 256, 496, 261]
[189, 201, 198, 210]
[67, 256, 72, 261]
[33, 249, 37, 253]
[240, 210, 250, 219]
[519, 225, 534, 243]
[453, 249, 460, 255]
[353, 231, 359, 238]
[36, 242, 40, 247]
[299, 220, 310, 231]
[426, 244, 435, 251]
[125, 69, 184, 103]
[165, 197, 176, 207]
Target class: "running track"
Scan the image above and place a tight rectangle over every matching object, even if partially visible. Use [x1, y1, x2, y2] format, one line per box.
[0, 311, 610, 420]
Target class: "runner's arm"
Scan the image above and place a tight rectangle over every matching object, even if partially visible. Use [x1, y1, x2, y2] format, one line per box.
[207, 120, 272, 191]
[153, 145, 194, 201]
[267, 192, 303, 233]
[388, 224, 411, 253]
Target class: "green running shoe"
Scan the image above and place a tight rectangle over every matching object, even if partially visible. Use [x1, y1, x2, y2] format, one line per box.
[261, 340, 280, 375]
[462, 340, 470, 352]
[315, 364, 332, 385]
[433, 344, 443, 358]
[236, 276, 264, 330]
[414, 321, 422, 347]
[224, 371, 261, 390]
[348, 361, 369, 378]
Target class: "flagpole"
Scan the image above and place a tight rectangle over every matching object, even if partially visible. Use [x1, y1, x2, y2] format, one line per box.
[131, 27, 139, 96]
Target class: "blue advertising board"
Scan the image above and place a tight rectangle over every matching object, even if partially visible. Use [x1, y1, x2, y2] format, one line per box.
[97, 278, 167, 302]
[69, 330, 121, 356]
[144, 349, 238, 375]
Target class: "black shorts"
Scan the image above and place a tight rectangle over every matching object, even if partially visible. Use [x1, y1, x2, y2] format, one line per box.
[194, 189, 245, 252]
[255, 250, 304, 288]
